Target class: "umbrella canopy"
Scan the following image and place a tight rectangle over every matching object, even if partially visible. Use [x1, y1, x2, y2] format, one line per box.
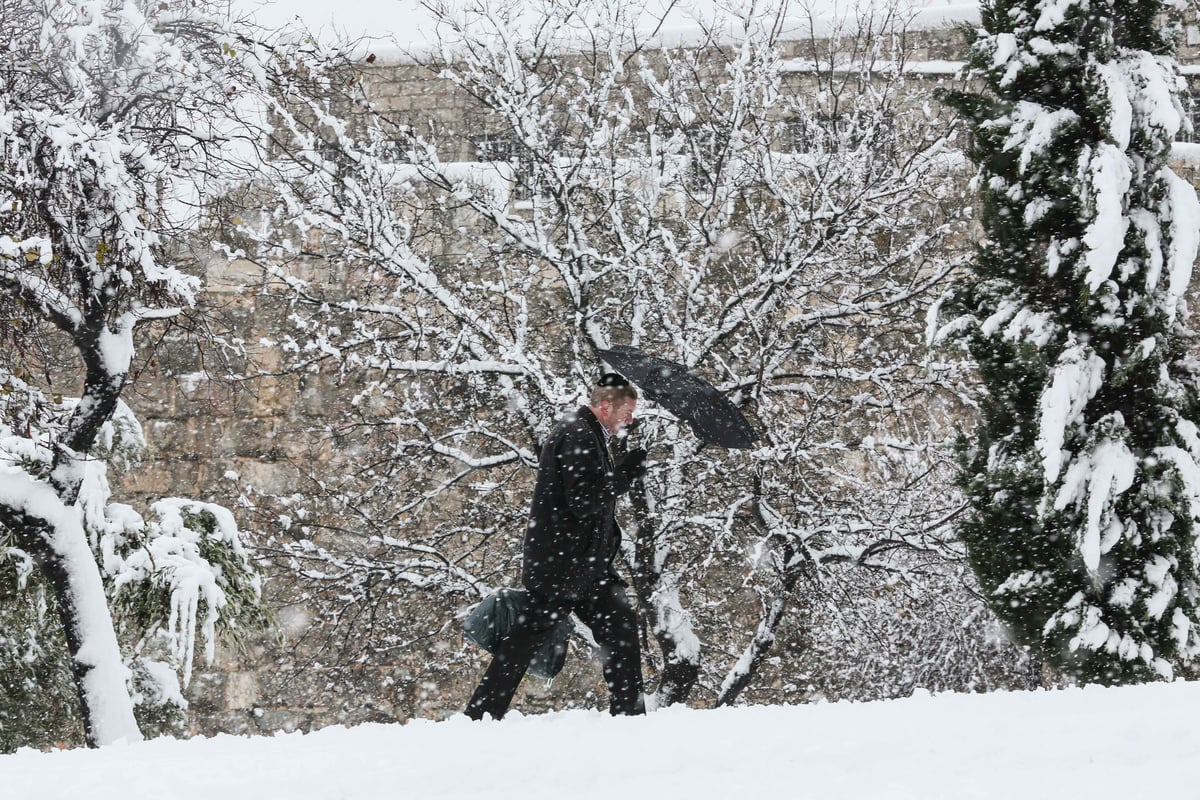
[596, 345, 757, 449]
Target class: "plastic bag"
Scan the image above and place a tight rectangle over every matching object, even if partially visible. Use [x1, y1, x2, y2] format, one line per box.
[462, 588, 573, 679]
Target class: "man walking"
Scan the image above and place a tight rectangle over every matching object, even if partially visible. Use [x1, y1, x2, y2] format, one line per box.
[465, 374, 649, 720]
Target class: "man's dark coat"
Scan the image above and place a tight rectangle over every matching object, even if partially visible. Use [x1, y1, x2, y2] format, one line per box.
[522, 405, 622, 600]
[465, 403, 645, 720]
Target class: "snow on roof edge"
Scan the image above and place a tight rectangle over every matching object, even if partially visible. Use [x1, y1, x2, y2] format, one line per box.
[358, 4, 982, 65]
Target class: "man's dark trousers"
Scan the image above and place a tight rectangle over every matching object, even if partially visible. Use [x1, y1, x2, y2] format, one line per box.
[465, 581, 645, 720]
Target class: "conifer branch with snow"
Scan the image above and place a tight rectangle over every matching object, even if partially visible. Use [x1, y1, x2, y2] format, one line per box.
[938, 0, 1200, 682]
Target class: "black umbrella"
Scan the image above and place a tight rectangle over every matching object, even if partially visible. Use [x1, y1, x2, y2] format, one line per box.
[596, 345, 757, 449]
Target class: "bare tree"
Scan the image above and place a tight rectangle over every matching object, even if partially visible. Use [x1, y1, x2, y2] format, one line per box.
[247, 0, 1020, 709]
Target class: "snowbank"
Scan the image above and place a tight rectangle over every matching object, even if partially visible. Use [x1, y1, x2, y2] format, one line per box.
[5, 681, 1199, 799]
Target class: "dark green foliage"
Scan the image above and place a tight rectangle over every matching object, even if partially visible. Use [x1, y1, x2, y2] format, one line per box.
[0, 554, 83, 752]
[937, 0, 1200, 682]
[0, 502, 272, 751]
[109, 505, 273, 656]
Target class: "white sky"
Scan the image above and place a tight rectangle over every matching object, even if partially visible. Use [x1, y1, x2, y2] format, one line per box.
[236, 0, 440, 44]
[234, 0, 979, 48]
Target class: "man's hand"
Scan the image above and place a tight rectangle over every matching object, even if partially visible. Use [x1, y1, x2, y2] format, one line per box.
[614, 447, 648, 494]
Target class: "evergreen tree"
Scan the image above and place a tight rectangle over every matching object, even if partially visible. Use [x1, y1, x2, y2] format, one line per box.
[939, 0, 1200, 683]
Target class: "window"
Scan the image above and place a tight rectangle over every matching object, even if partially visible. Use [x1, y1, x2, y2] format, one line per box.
[1178, 93, 1200, 143]
[684, 126, 726, 194]
[476, 135, 535, 202]
[783, 111, 896, 170]
[476, 135, 516, 163]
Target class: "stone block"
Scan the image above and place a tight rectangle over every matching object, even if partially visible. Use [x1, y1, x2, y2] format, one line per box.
[184, 669, 228, 717]
[242, 342, 285, 375]
[224, 671, 260, 709]
[162, 458, 217, 492]
[275, 427, 332, 462]
[130, 374, 178, 419]
[207, 258, 265, 294]
[118, 465, 172, 497]
[249, 708, 318, 734]
[218, 417, 280, 459]
[173, 373, 237, 419]
[197, 710, 254, 737]
[294, 372, 357, 420]
[141, 418, 191, 455]
[233, 374, 303, 419]
[236, 459, 296, 496]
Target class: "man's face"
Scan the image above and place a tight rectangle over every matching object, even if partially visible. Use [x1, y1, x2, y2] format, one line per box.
[599, 398, 637, 435]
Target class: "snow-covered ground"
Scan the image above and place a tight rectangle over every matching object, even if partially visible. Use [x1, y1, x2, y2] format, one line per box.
[6, 681, 1198, 799]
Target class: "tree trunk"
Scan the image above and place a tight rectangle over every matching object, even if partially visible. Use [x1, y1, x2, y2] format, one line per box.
[716, 552, 808, 706]
[0, 501, 142, 747]
[617, 439, 700, 705]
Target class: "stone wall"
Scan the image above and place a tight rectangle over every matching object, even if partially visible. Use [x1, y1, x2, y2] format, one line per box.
[109, 19, 1200, 736]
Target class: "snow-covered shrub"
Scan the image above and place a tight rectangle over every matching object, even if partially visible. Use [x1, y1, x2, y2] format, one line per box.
[0, 375, 269, 750]
[0, 0, 379, 746]
[108, 500, 270, 688]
